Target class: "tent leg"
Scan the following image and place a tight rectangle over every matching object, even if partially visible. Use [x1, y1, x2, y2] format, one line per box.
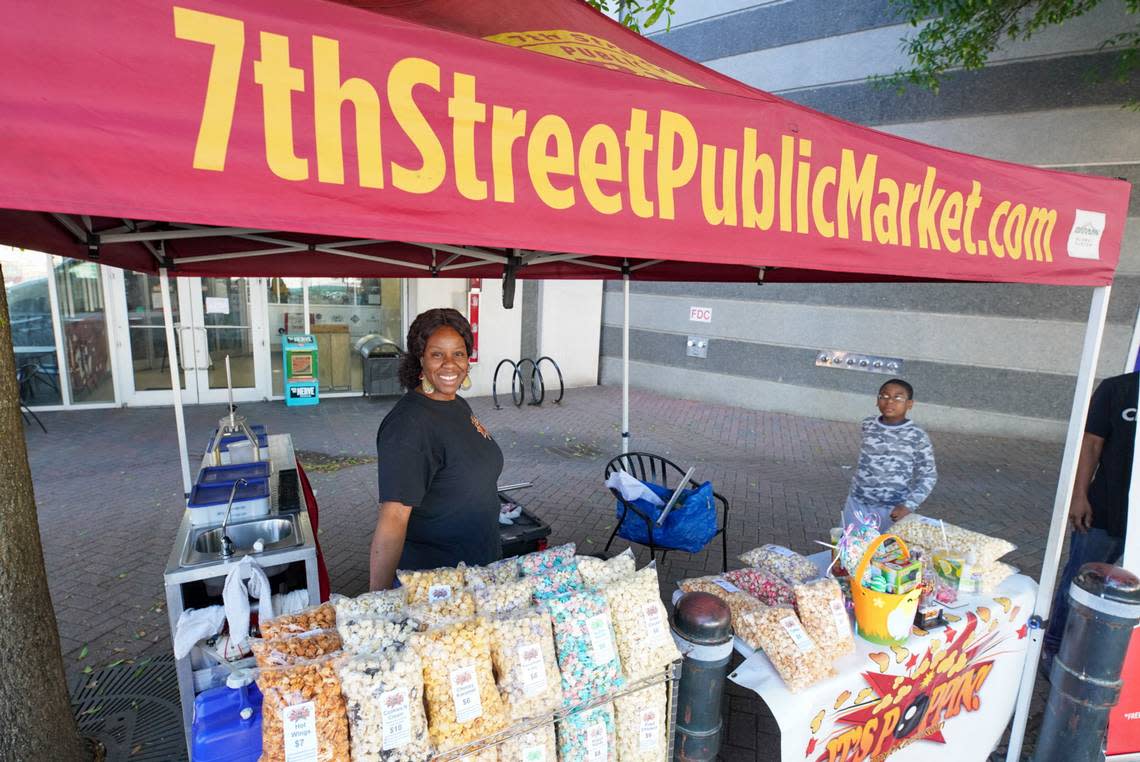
[160, 268, 193, 497]
[1006, 284, 1111, 762]
[622, 267, 630, 454]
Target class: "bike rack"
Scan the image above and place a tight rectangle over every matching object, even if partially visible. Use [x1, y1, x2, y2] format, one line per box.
[492, 356, 564, 409]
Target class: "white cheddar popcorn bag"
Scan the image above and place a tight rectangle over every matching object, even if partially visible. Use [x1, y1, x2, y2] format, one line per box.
[892, 515, 1016, 565]
[330, 589, 407, 620]
[472, 576, 536, 618]
[414, 618, 507, 750]
[577, 548, 636, 588]
[337, 647, 433, 761]
[488, 608, 564, 721]
[615, 683, 668, 762]
[602, 566, 680, 680]
[336, 612, 423, 654]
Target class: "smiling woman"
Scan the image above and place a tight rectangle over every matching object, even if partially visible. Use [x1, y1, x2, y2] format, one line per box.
[370, 308, 504, 589]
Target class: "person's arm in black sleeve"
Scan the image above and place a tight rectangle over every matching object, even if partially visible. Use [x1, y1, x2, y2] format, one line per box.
[1071, 379, 1113, 532]
[370, 417, 436, 589]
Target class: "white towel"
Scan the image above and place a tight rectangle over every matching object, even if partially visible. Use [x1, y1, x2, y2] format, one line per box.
[222, 556, 274, 648]
[172, 605, 226, 660]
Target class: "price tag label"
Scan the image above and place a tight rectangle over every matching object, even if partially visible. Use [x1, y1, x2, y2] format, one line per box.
[516, 641, 548, 697]
[711, 578, 741, 593]
[586, 721, 608, 761]
[450, 665, 483, 722]
[639, 708, 661, 752]
[380, 687, 412, 750]
[586, 615, 616, 664]
[780, 615, 816, 653]
[769, 545, 795, 557]
[830, 598, 851, 638]
[642, 602, 669, 645]
[282, 701, 318, 762]
[428, 584, 453, 603]
[522, 745, 546, 762]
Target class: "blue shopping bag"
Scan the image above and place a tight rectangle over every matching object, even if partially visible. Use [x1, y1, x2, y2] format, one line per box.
[615, 480, 717, 553]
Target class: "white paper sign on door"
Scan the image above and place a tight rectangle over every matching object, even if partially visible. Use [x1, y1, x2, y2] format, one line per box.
[205, 296, 230, 315]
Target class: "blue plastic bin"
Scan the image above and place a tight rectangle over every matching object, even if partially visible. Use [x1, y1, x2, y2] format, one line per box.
[190, 680, 262, 762]
[197, 462, 271, 487]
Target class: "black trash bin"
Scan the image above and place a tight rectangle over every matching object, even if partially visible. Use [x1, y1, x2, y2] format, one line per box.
[355, 334, 404, 398]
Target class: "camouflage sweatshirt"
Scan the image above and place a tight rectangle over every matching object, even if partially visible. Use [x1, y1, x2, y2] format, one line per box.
[849, 416, 937, 511]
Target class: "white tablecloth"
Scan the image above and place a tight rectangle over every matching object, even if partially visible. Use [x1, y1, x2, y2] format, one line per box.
[726, 573, 1036, 762]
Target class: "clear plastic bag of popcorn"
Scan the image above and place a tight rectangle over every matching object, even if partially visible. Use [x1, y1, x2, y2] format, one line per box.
[472, 577, 536, 618]
[249, 628, 342, 669]
[396, 565, 467, 606]
[792, 578, 854, 657]
[256, 654, 351, 762]
[330, 589, 406, 621]
[532, 560, 586, 603]
[892, 515, 1016, 565]
[738, 544, 820, 584]
[976, 561, 1017, 593]
[455, 747, 497, 761]
[748, 604, 835, 692]
[615, 683, 668, 762]
[724, 567, 797, 608]
[557, 704, 616, 762]
[577, 548, 636, 588]
[259, 601, 336, 640]
[414, 618, 507, 750]
[407, 590, 476, 628]
[520, 543, 576, 576]
[498, 724, 557, 762]
[546, 590, 625, 709]
[336, 612, 423, 654]
[488, 608, 563, 721]
[724, 592, 767, 650]
[676, 575, 739, 604]
[337, 647, 433, 761]
[464, 557, 519, 589]
[602, 567, 680, 680]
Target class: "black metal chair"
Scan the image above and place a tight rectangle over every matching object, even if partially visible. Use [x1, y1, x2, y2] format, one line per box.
[15, 362, 50, 433]
[603, 452, 729, 572]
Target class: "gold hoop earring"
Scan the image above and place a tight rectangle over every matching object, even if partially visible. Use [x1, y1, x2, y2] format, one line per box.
[461, 375, 472, 391]
[421, 376, 436, 394]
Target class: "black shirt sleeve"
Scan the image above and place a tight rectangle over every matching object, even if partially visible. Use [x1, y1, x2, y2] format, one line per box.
[376, 409, 438, 507]
[1086, 377, 1117, 439]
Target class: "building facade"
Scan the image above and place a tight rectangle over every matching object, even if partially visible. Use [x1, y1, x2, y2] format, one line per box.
[600, 0, 1140, 439]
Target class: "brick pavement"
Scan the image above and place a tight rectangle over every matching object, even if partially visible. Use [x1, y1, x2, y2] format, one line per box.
[23, 385, 1063, 758]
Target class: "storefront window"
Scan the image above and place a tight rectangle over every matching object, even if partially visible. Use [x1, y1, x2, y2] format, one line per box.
[2, 248, 62, 405]
[53, 257, 114, 403]
[308, 278, 401, 393]
[124, 272, 185, 392]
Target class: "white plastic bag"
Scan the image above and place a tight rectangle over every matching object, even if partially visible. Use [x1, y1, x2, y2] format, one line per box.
[605, 471, 664, 507]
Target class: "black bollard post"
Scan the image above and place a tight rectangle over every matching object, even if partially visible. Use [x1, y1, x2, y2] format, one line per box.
[1034, 563, 1140, 762]
[671, 591, 733, 761]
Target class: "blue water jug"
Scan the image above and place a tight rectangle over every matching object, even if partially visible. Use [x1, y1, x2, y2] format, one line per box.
[190, 671, 262, 762]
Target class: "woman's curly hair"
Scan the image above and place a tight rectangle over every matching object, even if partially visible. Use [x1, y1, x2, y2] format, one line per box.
[398, 308, 474, 390]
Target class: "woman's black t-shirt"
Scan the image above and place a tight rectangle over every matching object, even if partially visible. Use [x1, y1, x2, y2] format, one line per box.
[376, 391, 504, 569]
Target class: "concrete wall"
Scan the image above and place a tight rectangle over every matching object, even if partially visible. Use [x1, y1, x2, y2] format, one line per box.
[539, 281, 604, 388]
[598, 0, 1140, 440]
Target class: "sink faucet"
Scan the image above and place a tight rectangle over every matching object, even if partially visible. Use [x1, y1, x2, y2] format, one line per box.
[220, 478, 249, 559]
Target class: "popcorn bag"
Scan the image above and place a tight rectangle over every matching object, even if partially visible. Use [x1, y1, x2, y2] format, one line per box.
[330, 590, 407, 621]
[472, 577, 537, 618]
[615, 683, 668, 762]
[464, 557, 520, 589]
[547, 590, 625, 708]
[406, 590, 476, 628]
[677, 575, 739, 604]
[724, 567, 797, 608]
[336, 612, 423, 654]
[724, 592, 767, 650]
[396, 565, 466, 606]
[602, 566, 680, 680]
[489, 609, 564, 721]
[577, 548, 636, 588]
[259, 601, 336, 640]
[531, 560, 586, 602]
[738, 544, 820, 584]
[747, 604, 835, 692]
[520, 543, 577, 577]
[256, 654, 352, 762]
[793, 577, 855, 657]
[415, 618, 508, 750]
[337, 647, 433, 761]
[557, 704, 617, 762]
[249, 628, 343, 669]
[497, 724, 558, 762]
[892, 515, 1016, 566]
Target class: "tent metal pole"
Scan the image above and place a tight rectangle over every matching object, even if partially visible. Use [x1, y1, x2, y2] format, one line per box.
[303, 278, 311, 334]
[1006, 284, 1111, 762]
[622, 264, 630, 454]
[159, 268, 192, 497]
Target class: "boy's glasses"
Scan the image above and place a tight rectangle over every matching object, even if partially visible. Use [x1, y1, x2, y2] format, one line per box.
[877, 394, 909, 402]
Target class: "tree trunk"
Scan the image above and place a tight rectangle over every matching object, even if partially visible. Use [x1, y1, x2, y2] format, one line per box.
[0, 262, 86, 760]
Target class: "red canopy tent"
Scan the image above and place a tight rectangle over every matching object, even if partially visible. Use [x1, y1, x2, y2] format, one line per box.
[0, 1, 1132, 758]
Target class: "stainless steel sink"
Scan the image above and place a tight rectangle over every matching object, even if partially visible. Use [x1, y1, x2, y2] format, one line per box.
[181, 516, 301, 567]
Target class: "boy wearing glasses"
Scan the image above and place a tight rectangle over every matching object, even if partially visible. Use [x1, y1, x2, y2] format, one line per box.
[843, 378, 938, 530]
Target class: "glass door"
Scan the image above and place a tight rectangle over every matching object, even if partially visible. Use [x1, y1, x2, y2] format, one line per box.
[117, 274, 269, 405]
